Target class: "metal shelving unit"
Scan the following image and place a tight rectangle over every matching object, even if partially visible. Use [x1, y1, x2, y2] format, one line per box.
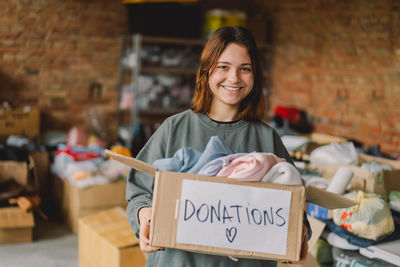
[116, 34, 204, 151]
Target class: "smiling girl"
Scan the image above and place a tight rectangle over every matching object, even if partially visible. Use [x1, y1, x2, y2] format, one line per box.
[126, 26, 310, 267]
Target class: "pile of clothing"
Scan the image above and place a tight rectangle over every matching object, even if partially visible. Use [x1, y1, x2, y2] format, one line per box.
[52, 144, 131, 189]
[152, 136, 304, 186]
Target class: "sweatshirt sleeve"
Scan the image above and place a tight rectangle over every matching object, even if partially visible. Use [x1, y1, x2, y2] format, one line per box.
[272, 129, 293, 164]
[126, 122, 169, 237]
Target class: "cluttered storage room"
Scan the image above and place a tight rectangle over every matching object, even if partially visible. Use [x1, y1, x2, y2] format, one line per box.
[1, 0, 400, 267]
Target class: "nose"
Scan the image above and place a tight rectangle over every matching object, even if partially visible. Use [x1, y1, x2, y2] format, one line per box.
[227, 69, 240, 83]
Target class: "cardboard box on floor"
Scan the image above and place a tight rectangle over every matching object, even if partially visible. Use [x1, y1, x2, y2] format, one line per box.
[0, 207, 34, 245]
[314, 153, 400, 200]
[79, 207, 146, 267]
[52, 176, 127, 234]
[106, 150, 355, 262]
[0, 160, 35, 244]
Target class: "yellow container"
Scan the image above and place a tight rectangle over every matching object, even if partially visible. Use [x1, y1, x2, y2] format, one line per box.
[203, 9, 247, 39]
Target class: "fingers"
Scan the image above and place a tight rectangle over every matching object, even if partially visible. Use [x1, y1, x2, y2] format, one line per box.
[140, 239, 162, 253]
[139, 231, 164, 253]
[139, 218, 155, 252]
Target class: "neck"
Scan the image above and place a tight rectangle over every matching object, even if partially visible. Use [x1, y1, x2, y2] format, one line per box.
[208, 105, 239, 122]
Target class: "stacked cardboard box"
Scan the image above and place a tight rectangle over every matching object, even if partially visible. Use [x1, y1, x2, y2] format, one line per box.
[0, 160, 35, 244]
[79, 207, 146, 267]
[52, 176, 127, 233]
[0, 207, 34, 245]
[0, 106, 40, 138]
[314, 153, 400, 200]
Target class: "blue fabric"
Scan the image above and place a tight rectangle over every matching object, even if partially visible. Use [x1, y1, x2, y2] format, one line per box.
[322, 209, 400, 248]
[198, 153, 246, 176]
[188, 136, 235, 174]
[152, 147, 202, 172]
[152, 136, 235, 174]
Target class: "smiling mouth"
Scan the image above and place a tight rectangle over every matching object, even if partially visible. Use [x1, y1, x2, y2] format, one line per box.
[223, 85, 242, 91]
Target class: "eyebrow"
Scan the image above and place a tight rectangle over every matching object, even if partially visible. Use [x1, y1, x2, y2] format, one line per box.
[217, 61, 252, 66]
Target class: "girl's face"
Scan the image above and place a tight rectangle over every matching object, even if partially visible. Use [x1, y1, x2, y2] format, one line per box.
[208, 43, 254, 112]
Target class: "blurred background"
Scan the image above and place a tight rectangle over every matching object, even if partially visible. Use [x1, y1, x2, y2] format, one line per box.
[1, 1, 400, 267]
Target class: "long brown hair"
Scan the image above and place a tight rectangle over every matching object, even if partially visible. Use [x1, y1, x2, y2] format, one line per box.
[191, 26, 265, 121]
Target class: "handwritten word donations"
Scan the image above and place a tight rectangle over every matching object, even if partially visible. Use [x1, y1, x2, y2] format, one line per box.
[183, 199, 286, 227]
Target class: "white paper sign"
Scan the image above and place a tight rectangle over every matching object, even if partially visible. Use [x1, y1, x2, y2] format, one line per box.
[176, 179, 292, 255]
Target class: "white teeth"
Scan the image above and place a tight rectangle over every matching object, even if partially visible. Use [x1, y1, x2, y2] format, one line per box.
[223, 86, 241, 91]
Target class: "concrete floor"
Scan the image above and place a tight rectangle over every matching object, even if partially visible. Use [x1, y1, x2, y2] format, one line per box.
[0, 218, 78, 267]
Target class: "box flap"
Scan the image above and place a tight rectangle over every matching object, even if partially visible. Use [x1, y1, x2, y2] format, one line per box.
[0, 207, 34, 228]
[79, 207, 139, 249]
[307, 215, 325, 250]
[105, 149, 156, 177]
[305, 186, 357, 209]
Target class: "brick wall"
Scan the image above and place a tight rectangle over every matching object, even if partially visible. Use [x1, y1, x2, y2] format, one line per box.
[264, 0, 400, 156]
[1, 0, 399, 155]
[0, 0, 128, 142]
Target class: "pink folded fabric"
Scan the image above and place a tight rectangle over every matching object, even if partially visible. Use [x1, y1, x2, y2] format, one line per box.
[216, 152, 286, 181]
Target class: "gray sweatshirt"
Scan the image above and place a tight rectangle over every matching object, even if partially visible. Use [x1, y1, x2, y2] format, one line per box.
[126, 110, 301, 267]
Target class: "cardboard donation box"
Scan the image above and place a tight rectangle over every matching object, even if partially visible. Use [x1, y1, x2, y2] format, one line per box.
[54, 177, 127, 234]
[0, 106, 40, 137]
[0, 207, 34, 245]
[79, 207, 146, 267]
[315, 153, 400, 200]
[106, 150, 356, 262]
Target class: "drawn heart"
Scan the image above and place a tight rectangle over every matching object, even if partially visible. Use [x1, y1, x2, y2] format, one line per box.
[226, 227, 237, 243]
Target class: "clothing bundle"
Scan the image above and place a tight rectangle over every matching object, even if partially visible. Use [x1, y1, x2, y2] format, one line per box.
[322, 209, 400, 248]
[152, 136, 303, 185]
[51, 144, 131, 189]
[310, 142, 358, 165]
[332, 190, 395, 241]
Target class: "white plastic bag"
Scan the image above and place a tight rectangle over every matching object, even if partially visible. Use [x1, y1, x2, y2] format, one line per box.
[332, 190, 394, 240]
[310, 142, 358, 165]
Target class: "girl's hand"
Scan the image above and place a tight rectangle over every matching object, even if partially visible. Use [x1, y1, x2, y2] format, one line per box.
[138, 207, 164, 253]
[279, 224, 309, 266]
